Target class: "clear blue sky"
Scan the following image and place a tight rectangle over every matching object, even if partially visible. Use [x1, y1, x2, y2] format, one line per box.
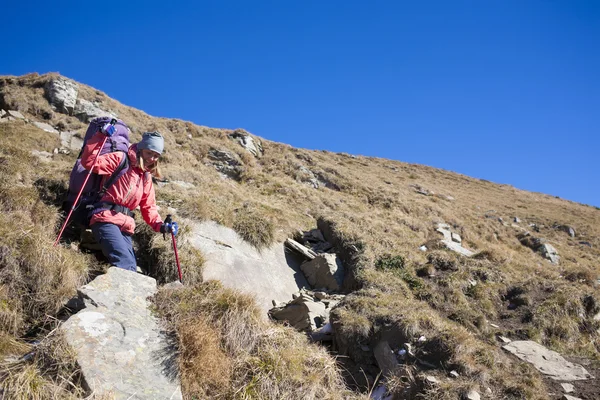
[1, 1, 598, 207]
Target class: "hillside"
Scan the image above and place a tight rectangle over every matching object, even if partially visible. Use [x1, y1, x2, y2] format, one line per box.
[0, 72, 599, 399]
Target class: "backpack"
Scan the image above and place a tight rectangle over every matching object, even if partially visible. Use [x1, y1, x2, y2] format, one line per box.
[64, 117, 131, 227]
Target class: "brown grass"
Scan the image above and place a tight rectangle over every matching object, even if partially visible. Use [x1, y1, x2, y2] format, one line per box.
[0, 72, 599, 398]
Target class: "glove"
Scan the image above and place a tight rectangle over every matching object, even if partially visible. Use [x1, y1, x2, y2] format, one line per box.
[161, 221, 179, 236]
[101, 123, 116, 137]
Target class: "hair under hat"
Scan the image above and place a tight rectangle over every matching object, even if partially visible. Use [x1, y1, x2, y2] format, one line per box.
[138, 131, 164, 155]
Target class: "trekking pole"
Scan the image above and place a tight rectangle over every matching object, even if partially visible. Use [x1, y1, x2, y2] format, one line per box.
[54, 120, 117, 246]
[164, 214, 183, 283]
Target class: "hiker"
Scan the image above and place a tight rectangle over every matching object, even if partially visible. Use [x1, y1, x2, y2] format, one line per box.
[80, 129, 178, 271]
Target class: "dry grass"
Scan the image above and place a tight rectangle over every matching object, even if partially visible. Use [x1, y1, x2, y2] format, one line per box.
[153, 281, 361, 399]
[0, 72, 599, 398]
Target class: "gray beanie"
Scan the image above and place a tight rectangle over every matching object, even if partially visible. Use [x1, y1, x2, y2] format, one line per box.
[138, 131, 164, 155]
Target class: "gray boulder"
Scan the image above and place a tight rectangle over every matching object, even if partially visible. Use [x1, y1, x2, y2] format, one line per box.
[32, 121, 59, 135]
[436, 223, 474, 257]
[503, 340, 593, 381]
[6, 110, 25, 119]
[60, 131, 84, 151]
[207, 149, 243, 180]
[62, 268, 182, 399]
[269, 292, 328, 331]
[228, 129, 263, 157]
[540, 243, 560, 265]
[45, 78, 79, 114]
[74, 99, 116, 123]
[301, 253, 345, 291]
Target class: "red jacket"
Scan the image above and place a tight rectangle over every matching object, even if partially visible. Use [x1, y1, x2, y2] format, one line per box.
[81, 132, 163, 235]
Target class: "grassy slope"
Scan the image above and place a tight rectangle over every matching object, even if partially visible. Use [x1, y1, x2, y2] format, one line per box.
[0, 72, 598, 399]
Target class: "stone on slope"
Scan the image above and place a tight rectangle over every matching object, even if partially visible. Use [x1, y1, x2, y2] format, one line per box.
[74, 98, 116, 123]
[33, 121, 59, 134]
[45, 77, 79, 114]
[206, 149, 243, 180]
[62, 268, 182, 399]
[269, 292, 328, 331]
[188, 221, 309, 316]
[502, 341, 593, 381]
[228, 129, 263, 157]
[6, 110, 25, 119]
[436, 223, 474, 257]
[60, 131, 84, 151]
[373, 340, 398, 376]
[300, 253, 345, 291]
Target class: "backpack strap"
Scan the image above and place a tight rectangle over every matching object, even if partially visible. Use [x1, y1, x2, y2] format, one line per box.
[95, 151, 129, 201]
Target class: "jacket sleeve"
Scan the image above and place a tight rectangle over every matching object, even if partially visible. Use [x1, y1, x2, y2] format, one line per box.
[80, 132, 124, 174]
[140, 173, 164, 232]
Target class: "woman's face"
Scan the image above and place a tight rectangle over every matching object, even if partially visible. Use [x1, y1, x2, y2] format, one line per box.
[140, 149, 160, 166]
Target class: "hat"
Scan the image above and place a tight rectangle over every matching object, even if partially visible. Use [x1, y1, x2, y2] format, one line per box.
[138, 131, 164, 155]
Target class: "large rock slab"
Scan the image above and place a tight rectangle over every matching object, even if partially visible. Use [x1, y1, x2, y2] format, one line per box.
[33, 121, 59, 134]
[62, 268, 182, 399]
[300, 253, 344, 291]
[45, 77, 79, 114]
[503, 341, 593, 381]
[436, 223, 474, 257]
[188, 221, 309, 316]
[228, 129, 263, 158]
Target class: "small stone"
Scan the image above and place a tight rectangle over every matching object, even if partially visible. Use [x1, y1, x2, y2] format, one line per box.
[465, 390, 480, 400]
[468, 279, 477, 287]
[425, 376, 439, 385]
[562, 395, 583, 400]
[33, 121, 59, 134]
[485, 387, 492, 395]
[403, 343, 415, 356]
[419, 245, 428, 252]
[53, 148, 59, 154]
[7, 110, 25, 119]
[449, 370, 459, 378]
[187, 134, 192, 139]
[498, 336, 511, 344]
[418, 335, 427, 342]
[514, 217, 521, 223]
[560, 383, 574, 393]
[490, 323, 500, 328]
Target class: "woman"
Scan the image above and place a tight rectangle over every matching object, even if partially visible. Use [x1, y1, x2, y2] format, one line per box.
[81, 129, 178, 272]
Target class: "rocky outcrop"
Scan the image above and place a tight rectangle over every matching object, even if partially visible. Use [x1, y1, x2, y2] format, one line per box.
[503, 341, 593, 381]
[45, 77, 79, 114]
[518, 233, 560, 264]
[62, 268, 182, 399]
[32, 121, 59, 134]
[206, 149, 243, 180]
[301, 253, 345, 291]
[435, 223, 474, 257]
[269, 289, 344, 332]
[60, 131, 84, 151]
[228, 129, 263, 157]
[187, 220, 309, 316]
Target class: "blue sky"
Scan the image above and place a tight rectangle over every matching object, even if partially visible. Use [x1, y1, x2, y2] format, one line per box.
[1, 1, 598, 206]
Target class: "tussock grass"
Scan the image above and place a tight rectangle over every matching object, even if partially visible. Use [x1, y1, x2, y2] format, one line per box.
[233, 205, 275, 249]
[154, 281, 361, 399]
[1, 73, 599, 398]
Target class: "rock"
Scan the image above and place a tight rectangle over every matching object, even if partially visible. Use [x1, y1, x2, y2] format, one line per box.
[498, 336, 511, 344]
[540, 243, 560, 265]
[451, 232, 462, 243]
[464, 390, 480, 400]
[514, 217, 521, 223]
[560, 383, 574, 393]
[425, 376, 439, 385]
[556, 225, 576, 238]
[6, 110, 25, 119]
[468, 279, 477, 287]
[490, 323, 500, 328]
[419, 245, 428, 252]
[404, 343, 415, 357]
[207, 149, 243, 180]
[190, 221, 309, 316]
[418, 335, 427, 342]
[373, 340, 398, 376]
[502, 341, 593, 381]
[410, 184, 432, 196]
[59, 131, 84, 151]
[228, 129, 263, 157]
[32, 121, 59, 134]
[45, 77, 79, 114]
[31, 150, 53, 162]
[300, 254, 345, 291]
[449, 370, 459, 378]
[0, 109, 5, 117]
[74, 98, 116, 123]
[269, 293, 328, 331]
[562, 396, 583, 400]
[485, 387, 492, 395]
[62, 268, 182, 399]
[436, 223, 474, 257]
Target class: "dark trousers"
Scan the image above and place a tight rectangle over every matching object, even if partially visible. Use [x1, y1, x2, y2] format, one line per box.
[91, 222, 137, 271]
